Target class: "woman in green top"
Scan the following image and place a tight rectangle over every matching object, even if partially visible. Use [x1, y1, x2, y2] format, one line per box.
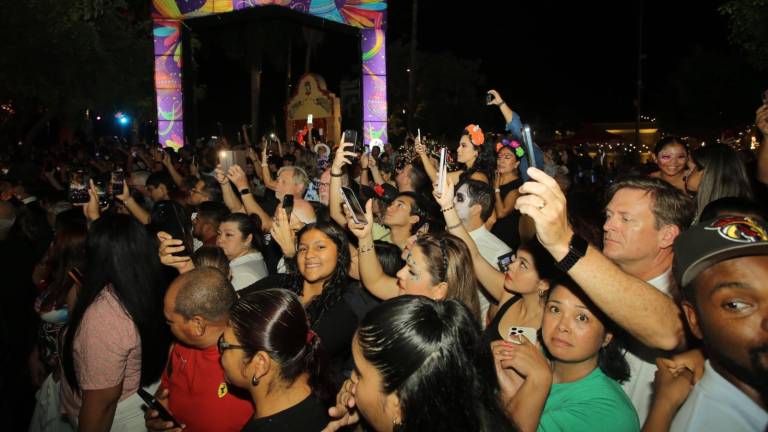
[493, 276, 639, 432]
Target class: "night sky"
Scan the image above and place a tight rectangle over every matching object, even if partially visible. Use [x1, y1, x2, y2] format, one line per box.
[189, 1, 763, 139]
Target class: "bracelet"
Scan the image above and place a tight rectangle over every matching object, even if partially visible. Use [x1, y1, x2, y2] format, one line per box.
[440, 205, 455, 213]
[261, 164, 268, 167]
[331, 171, 344, 177]
[446, 222, 462, 230]
[359, 243, 375, 254]
[239, 188, 251, 195]
[495, 188, 501, 193]
[499, 101, 507, 107]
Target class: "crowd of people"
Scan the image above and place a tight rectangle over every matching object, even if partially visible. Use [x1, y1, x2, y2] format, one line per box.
[1, 92, 767, 432]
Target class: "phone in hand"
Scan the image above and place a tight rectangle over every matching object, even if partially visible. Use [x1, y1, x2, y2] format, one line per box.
[282, 194, 294, 223]
[219, 150, 248, 173]
[507, 326, 538, 345]
[437, 147, 447, 195]
[68, 170, 90, 204]
[93, 179, 110, 207]
[340, 186, 367, 225]
[154, 202, 190, 258]
[343, 130, 362, 154]
[137, 388, 181, 429]
[307, 114, 313, 125]
[110, 170, 124, 197]
[486, 92, 494, 105]
[521, 125, 538, 169]
[497, 251, 516, 272]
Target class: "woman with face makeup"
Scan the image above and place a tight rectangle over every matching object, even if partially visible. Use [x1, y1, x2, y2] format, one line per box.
[239, 221, 360, 375]
[345, 199, 482, 321]
[649, 137, 688, 192]
[323, 296, 516, 432]
[493, 278, 638, 432]
[415, 124, 497, 186]
[434, 171, 557, 330]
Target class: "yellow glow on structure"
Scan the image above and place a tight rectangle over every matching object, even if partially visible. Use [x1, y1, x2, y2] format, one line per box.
[605, 129, 658, 134]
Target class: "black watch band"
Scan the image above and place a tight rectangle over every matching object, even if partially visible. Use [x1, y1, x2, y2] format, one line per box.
[555, 234, 588, 272]
[239, 188, 251, 195]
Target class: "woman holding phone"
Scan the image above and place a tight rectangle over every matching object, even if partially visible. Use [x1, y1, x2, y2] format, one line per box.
[345, 201, 482, 321]
[493, 277, 638, 432]
[416, 124, 496, 186]
[492, 135, 526, 250]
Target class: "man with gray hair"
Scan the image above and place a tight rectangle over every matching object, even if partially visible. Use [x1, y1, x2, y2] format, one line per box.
[147, 267, 253, 431]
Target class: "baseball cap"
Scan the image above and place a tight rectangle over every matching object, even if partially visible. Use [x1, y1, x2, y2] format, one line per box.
[673, 215, 768, 287]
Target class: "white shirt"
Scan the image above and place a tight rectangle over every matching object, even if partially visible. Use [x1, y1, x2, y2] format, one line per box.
[469, 226, 513, 324]
[621, 268, 673, 423]
[229, 252, 268, 291]
[671, 361, 768, 432]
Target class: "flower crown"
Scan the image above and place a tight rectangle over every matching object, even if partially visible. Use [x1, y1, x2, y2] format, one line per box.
[464, 124, 485, 146]
[496, 139, 525, 158]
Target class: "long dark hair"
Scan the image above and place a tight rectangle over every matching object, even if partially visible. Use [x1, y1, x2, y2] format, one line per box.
[290, 221, 350, 323]
[62, 214, 171, 391]
[460, 129, 496, 185]
[40, 210, 87, 310]
[357, 296, 516, 431]
[689, 144, 753, 223]
[544, 277, 630, 383]
[229, 289, 333, 403]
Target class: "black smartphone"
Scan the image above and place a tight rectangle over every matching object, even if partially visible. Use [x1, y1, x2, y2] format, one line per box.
[137, 388, 181, 428]
[93, 179, 110, 207]
[111, 171, 124, 197]
[521, 125, 538, 169]
[341, 186, 367, 225]
[154, 202, 190, 258]
[343, 130, 362, 154]
[486, 93, 494, 105]
[282, 194, 294, 223]
[68, 170, 90, 204]
[497, 251, 516, 273]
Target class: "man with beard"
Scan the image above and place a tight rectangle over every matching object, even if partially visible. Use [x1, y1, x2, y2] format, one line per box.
[670, 215, 768, 431]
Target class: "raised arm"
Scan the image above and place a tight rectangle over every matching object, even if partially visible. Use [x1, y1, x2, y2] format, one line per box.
[329, 142, 357, 227]
[516, 167, 684, 350]
[161, 152, 184, 188]
[115, 180, 150, 225]
[487, 89, 515, 126]
[434, 174, 506, 301]
[259, 144, 277, 191]
[227, 165, 272, 231]
[215, 166, 245, 214]
[347, 200, 399, 300]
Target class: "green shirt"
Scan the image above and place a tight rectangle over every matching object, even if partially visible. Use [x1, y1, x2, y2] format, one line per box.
[538, 367, 639, 432]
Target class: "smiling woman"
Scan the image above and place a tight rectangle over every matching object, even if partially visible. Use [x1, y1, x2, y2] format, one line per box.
[239, 221, 361, 379]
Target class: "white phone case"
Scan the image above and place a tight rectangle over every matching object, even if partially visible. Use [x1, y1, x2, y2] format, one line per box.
[507, 326, 538, 345]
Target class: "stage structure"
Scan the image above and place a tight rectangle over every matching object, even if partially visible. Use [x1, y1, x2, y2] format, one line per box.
[152, 0, 388, 150]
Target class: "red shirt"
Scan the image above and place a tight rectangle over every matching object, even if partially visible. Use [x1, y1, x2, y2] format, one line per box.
[161, 343, 253, 432]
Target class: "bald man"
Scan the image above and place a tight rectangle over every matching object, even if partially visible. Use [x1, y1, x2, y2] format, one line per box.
[147, 268, 252, 432]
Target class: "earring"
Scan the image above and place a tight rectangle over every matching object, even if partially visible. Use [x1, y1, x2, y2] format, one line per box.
[251, 376, 259, 386]
[538, 289, 546, 298]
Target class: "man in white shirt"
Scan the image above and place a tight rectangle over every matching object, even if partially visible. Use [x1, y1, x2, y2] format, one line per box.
[668, 215, 768, 432]
[454, 179, 513, 320]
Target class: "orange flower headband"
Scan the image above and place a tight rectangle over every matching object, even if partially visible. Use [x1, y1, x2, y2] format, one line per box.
[464, 124, 485, 146]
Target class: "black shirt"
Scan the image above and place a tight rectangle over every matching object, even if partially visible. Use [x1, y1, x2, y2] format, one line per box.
[240, 275, 360, 378]
[240, 393, 329, 432]
[482, 295, 521, 346]
[491, 178, 524, 251]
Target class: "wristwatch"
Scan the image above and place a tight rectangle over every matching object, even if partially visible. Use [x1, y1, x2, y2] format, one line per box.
[555, 233, 588, 272]
[239, 188, 251, 195]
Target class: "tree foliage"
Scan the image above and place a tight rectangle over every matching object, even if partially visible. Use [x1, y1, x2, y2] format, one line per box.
[719, 0, 768, 71]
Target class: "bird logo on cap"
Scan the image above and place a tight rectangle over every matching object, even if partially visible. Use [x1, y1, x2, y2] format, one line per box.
[706, 216, 768, 243]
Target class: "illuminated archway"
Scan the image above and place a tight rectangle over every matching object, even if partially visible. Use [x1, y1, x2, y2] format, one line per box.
[152, 0, 387, 150]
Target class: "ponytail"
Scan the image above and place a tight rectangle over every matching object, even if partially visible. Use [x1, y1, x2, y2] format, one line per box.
[222, 213, 264, 252]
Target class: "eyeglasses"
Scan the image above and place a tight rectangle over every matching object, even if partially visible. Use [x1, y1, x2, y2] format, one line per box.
[217, 334, 245, 354]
